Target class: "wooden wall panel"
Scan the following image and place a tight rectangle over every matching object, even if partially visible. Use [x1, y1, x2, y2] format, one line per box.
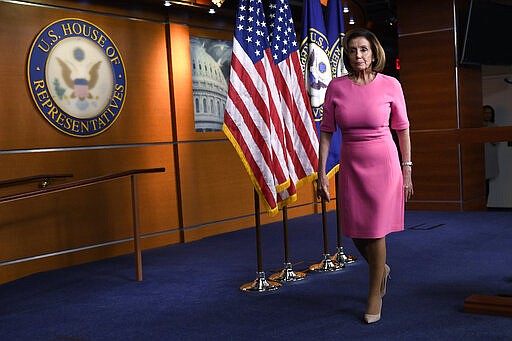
[398, 0, 487, 211]
[408, 132, 461, 202]
[461, 143, 485, 203]
[0, 2, 172, 149]
[398, 0, 455, 34]
[458, 68, 483, 130]
[183, 194, 317, 242]
[182, 188, 318, 242]
[179, 141, 254, 227]
[399, 31, 458, 130]
[32, 0, 168, 21]
[0, 145, 177, 250]
[0, 145, 178, 282]
[1, 180, 133, 260]
[169, 23, 196, 142]
[461, 126, 512, 144]
[0, 145, 176, 202]
[462, 198, 487, 211]
[405, 136, 491, 211]
[406, 202, 462, 211]
[1, 241, 134, 284]
[178, 142, 316, 225]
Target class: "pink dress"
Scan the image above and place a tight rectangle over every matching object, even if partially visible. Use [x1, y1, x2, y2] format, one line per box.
[320, 73, 409, 239]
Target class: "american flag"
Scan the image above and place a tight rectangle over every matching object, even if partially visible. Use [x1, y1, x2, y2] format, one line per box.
[223, 0, 291, 216]
[268, 0, 319, 205]
[223, 0, 318, 215]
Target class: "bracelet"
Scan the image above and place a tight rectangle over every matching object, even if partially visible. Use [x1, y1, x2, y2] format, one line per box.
[401, 161, 413, 167]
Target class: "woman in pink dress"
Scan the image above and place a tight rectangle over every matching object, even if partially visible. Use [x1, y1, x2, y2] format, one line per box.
[317, 28, 413, 324]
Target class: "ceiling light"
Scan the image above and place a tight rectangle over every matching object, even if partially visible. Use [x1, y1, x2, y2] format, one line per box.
[212, 0, 225, 7]
[343, 3, 349, 13]
[164, 0, 171, 6]
[349, 15, 355, 25]
[208, 8, 216, 14]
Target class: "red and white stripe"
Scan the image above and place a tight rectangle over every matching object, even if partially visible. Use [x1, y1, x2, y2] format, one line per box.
[224, 39, 293, 215]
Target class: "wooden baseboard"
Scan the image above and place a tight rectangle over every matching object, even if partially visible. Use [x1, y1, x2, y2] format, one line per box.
[464, 294, 512, 317]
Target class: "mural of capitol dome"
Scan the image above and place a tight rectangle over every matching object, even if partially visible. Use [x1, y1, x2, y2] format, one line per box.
[190, 37, 232, 132]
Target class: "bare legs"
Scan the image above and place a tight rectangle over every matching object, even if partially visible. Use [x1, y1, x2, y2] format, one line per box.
[353, 237, 387, 316]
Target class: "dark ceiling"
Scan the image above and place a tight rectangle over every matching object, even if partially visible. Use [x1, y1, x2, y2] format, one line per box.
[114, 0, 398, 27]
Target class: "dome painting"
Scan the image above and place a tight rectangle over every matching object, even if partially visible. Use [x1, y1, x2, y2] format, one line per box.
[190, 37, 232, 132]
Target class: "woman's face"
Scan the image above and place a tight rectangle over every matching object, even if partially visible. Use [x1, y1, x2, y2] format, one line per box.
[347, 37, 374, 73]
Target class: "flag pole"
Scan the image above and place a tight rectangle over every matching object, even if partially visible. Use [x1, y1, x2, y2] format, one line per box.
[240, 189, 281, 292]
[331, 172, 357, 265]
[308, 197, 340, 272]
[269, 206, 307, 282]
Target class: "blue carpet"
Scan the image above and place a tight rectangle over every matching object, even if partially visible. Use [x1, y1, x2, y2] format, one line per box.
[1, 210, 511, 340]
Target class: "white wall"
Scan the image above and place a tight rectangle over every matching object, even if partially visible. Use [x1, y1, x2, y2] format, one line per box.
[482, 65, 512, 207]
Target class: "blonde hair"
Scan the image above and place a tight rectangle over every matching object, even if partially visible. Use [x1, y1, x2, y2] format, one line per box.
[342, 28, 386, 74]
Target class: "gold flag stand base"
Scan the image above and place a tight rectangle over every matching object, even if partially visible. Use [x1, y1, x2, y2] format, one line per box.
[331, 246, 357, 266]
[309, 253, 342, 272]
[240, 271, 281, 292]
[269, 262, 307, 282]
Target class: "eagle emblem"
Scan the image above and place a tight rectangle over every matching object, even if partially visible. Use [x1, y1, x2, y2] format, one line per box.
[308, 49, 329, 91]
[28, 18, 126, 137]
[305, 44, 331, 111]
[56, 51, 101, 111]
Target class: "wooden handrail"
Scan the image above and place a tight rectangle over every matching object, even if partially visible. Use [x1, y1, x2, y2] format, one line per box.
[0, 174, 73, 189]
[0, 167, 166, 282]
[0, 168, 164, 204]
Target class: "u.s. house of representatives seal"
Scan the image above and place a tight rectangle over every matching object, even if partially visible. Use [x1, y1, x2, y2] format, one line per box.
[27, 18, 126, 137]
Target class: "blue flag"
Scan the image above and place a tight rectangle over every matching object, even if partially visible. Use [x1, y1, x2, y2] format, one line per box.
[327, 0, 348, 78]
[300, 0, 340, 178]
[324, 0, 347, 178]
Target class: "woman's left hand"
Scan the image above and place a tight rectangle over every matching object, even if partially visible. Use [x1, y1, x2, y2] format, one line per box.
[402, 166, 413, 202]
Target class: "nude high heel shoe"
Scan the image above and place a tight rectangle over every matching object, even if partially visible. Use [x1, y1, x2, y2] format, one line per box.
[381, 264, 391, 297]
[364, 299, 382, 324]
[364, 312, 381, 324]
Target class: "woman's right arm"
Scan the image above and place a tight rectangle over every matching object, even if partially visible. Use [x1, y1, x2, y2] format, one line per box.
[317, 131, 333, 201]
